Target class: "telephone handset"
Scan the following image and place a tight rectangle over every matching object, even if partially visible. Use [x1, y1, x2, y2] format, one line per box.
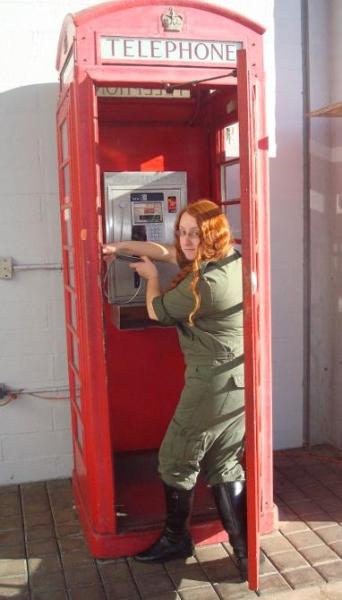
[131, 225, 147, 288]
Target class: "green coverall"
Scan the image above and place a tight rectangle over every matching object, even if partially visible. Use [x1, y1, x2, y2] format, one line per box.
[152, 248, 245, 491]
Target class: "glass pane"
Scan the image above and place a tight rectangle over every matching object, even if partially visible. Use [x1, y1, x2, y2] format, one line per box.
[63, 164, 70, 198]
[224, 122, 239, 159]
[63, 207, 73, 247]
[64, 249, 75, 289]
[75, 375, 81, 411]
[76, 414, 83, 451]
[225, 203, 241, 242]
[69, 250, 75, 288]
[222, 163, 240, 202]
[72, 335, 79, 371]
[61, 120, 69, 161]
[70, 291, 77, 330]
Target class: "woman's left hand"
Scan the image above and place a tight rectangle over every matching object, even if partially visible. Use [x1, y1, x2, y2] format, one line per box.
[129, 256, 158, 280]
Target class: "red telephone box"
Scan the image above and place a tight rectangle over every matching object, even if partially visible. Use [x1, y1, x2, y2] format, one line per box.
[56, 0, 273, 590]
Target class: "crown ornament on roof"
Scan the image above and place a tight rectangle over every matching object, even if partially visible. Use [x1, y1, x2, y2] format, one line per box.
[161, 8, 184, 32]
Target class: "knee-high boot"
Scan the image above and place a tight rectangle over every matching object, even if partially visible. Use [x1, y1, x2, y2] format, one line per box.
[134, 483, 195, 562]
[212, 481, 248, 580]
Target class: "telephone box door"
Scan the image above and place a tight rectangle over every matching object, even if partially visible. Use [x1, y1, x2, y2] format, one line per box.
[237, 48, 263, 591]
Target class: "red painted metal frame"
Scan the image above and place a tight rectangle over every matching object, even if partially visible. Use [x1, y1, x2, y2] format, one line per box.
[237, 49, 260, 591]
[237, 48, 273, 591]
[55, 0, 274, 581]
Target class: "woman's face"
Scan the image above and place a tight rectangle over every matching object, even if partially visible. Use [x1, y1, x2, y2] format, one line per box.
[178, 212, 201, 261]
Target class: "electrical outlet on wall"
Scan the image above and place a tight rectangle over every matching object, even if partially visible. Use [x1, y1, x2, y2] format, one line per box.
[0, 257, 13, 279]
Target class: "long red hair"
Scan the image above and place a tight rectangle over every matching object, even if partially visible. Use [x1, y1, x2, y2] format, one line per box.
[170, 199, 233, 325]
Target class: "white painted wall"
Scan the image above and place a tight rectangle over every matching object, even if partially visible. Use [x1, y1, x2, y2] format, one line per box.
[270, 0, 304, 449]
[0, 0, 306, 484]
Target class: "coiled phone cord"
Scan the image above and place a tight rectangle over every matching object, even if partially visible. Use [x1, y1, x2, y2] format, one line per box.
[103, 258, 142, 304]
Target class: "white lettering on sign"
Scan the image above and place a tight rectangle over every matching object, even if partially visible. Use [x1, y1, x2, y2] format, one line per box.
[96, 87, 191, 98]
[100, 37, 242, 63]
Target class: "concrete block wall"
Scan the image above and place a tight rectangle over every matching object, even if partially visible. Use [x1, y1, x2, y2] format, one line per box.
[307, 0, 342, 448]
[0, 0, 307, 484]
[329, 1, 342, 448]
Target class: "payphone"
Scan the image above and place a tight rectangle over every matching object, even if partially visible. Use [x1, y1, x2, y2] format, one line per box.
[104, 171, 187, 306]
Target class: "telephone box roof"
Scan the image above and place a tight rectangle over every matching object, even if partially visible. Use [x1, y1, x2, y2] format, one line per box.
[56, 0, 265, 71]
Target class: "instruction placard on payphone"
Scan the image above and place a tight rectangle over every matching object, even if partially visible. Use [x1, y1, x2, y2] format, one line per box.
[104, 172, 187, 304]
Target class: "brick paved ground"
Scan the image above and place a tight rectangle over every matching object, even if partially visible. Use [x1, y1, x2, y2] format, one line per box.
[1, 445, 342, 599]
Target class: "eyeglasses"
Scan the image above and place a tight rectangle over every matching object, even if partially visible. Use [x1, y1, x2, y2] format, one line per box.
[176, 229, 201, 240]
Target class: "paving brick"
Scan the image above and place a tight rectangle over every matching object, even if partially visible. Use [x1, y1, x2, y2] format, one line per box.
[133, 572, 175, 598]
[279, 520, 310, 535]
[0, 484, 19, 495]
[57, 534, 90, 553]
[98, 561, 139, 598]
[0, 513, 23, 531]
[166, 565, 209, 589]
[195, 543, 228, 562]
[322, 581, 342, 600]
[267, 549, 309, 572]
[29, 569, 66, 591]
[316, 526, 342, 545]
[26, 538, 59, 557]
[23, 510, 53, 528]
[326, 508, 342, 523]
[101, 577, 141, 599]
[63, 562, 102, 587]
[279, 490, 309, 505]
[316, 497, 342, 512]
[55, 520, 82, 537]
[258, 572, 292, 594]
[23, 500, 51, 515]
[147, 593, 181, 600]
[260, 532, 294, 554]
[164, 555, 198, 571]
[180, 585, 220, 599]
[97, 558, 132, 584]
[300, 543, 340, 566]
[259, 556, 278, 575]
[285, 529, 325, 549]
[0, 544, 25, 559]
[51, 508, 79, 524]
[282, 566, 325, 588]
[306, 516, 336, 530]
[329, 541, 342, 558]
[24, 523, 55, 543]
[46, 479, 72, 492]
[0, 494, 21, 517]
[200, 556, 241, 583]
[68, 585, 106, 600]
[31, 591, 68, 600]
[0, 574, 29, 598]
[28, 555, 62, 575]
[291, 501, 325, 519]
[0, 557, 27, 578]
[316, 560, 342, 582]
[0, 528, 24, 546]
[276, 503, 299, 521]
[128, 557, 167, 576]
[214, 579, 257, 598]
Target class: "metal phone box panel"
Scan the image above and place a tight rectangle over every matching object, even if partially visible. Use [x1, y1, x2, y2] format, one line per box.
[104, 171, 187, 303]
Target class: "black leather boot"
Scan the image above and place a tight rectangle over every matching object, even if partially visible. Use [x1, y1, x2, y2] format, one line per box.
[134, 483, 195, 562]
[212, 481, 248, 580]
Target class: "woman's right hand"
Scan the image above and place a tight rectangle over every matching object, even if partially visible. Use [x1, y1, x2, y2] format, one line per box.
[102, 244, 117, 264]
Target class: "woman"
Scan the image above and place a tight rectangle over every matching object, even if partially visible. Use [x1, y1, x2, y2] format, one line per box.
[103, 199, 247, 579]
